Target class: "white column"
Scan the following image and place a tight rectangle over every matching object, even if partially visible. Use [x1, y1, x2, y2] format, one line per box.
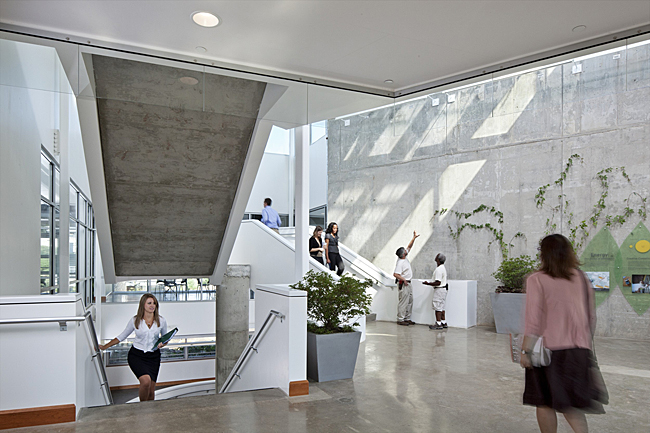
[294, 125, 309, 282]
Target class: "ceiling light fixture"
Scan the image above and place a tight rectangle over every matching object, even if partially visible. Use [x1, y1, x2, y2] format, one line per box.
[195, 46, 207, 53]
[179, 77, 199, 85]
[384, 79, 394, 84]
[572, 25, 586, 33]
[192, 11, 220, 28]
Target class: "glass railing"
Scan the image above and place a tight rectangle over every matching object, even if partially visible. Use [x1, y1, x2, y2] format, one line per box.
[102, 334, 216, 366]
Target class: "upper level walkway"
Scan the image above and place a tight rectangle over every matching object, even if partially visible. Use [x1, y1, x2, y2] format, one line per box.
[6, 322, 648, 433]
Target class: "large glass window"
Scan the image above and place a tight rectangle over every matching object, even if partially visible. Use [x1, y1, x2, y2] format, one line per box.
[69, 182, 95, 305]
[105, 278, 217, 303]
[40, 148, 60, 294]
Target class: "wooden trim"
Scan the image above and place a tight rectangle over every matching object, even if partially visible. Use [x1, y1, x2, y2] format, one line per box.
[110, 377, 215, 391]
[289, 380, 309, 396]
[0, 404, 75, 430]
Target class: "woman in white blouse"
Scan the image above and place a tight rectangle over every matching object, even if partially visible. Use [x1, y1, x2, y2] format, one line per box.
[99, 294, 168, 401]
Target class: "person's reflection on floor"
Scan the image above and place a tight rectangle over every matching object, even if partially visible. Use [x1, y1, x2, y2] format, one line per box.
[394, 326, 414, 403]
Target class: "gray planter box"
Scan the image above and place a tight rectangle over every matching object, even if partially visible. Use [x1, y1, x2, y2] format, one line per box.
[307, 330, 362, 382]
[490, 292, 526, 334]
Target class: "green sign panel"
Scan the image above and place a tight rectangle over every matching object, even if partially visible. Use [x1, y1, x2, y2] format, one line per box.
[614, 222, 650, 315]
[580, 228, 618, 307]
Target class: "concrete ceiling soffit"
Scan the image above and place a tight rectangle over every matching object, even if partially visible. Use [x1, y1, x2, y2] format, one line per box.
[91, 54, 268, 277]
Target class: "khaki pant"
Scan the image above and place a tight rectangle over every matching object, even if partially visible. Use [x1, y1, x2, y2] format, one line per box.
[397, 282, 413, 321]
[432, 287, 447, 312]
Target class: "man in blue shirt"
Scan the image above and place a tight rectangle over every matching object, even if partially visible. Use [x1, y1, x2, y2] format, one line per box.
[261, 197, 281, 233]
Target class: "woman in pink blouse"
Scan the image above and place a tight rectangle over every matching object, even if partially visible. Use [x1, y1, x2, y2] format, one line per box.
[521, 234, 598, 433]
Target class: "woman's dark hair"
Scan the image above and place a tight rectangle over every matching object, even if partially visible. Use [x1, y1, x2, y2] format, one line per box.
[325, 222, 338, 235]
[313, 225, 323, 237]
[539, 234, 581, 280]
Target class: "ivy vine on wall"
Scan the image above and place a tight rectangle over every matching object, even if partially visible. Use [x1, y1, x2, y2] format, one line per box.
[432, 205, 525, 260]
[432, 153, 647, 261]
[535, 154, 648, 253]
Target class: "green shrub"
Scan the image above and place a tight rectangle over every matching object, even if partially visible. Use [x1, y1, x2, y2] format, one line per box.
[492, 255, 538, 293]
[290, 270, 373, 334]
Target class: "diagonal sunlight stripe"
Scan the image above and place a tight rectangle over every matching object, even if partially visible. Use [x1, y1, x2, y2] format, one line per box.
[346, 183, 410, 250]
[438, 160, 486, 222]
[374, 187, 435, 264]
[369, 102, 424, 157]
[471, 70, 542, 139]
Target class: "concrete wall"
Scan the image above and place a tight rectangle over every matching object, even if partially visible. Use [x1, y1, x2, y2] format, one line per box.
[328, 43, 650, 339]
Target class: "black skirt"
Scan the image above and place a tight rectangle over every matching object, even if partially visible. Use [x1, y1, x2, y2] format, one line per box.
[523, 348, 602, 413]
[128, 346, 161, 382]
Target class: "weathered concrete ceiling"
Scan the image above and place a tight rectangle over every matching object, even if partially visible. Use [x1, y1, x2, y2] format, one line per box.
[92, 55, 266, 276]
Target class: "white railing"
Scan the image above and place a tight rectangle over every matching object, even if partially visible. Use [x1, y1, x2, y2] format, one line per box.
[0, 310, 113, 406]
[219, 309, 285, 394]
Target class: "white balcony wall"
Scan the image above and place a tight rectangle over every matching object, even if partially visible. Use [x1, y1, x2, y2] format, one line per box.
[0, 294, 105, 414]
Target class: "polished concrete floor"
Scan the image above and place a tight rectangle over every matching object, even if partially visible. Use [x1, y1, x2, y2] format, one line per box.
[8, 322, 650, 432]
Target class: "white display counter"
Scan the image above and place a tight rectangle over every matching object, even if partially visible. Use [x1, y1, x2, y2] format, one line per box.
[411, 280, 477, 328]
[369, 279, 477, 328]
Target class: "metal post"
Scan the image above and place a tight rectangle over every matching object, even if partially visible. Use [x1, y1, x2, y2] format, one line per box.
[294, 125, 310, 282]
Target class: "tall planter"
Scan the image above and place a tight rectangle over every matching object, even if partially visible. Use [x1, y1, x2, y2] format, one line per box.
[490, 292, 526, 334]
[307, 331, 362, 382]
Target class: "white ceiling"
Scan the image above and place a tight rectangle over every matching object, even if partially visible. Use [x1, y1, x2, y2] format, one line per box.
[1, 0, 649, 94]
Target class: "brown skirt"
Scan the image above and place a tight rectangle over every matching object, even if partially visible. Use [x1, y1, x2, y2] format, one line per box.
[523, 348, 603, 413]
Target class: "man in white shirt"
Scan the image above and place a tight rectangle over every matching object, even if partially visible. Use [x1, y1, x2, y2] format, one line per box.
[424, 253, 448, 330]
[393, 231, 419, 326]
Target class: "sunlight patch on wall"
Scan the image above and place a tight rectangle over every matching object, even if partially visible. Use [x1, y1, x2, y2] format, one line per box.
[374, 187, 435, 263]
[368, 102, 424, 157]
[374, 182, 410, 204]
[343, 136, 360, 161]
[471, 72, 538, 139]
[346, 183, 410, 249]
[438, 160, 486, 222]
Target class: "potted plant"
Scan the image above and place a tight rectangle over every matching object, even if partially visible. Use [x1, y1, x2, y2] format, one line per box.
[489, 255, 538, 334]
[290, 270, 372, 382]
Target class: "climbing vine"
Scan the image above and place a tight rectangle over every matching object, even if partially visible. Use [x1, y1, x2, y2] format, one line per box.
[432, 153, 648, 261]
[433, 205, 525, 260]
[534, 154, 647, 252]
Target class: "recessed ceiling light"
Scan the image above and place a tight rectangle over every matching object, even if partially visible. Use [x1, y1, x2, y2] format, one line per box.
[572, 25, 586, 33]
[195, 46, 207, 53]
[192, 11, 220, 28]
[384, 79, 394, 84]
[179, 77, 199, 85]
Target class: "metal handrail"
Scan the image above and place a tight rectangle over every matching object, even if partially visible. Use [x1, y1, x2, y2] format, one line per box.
[0, 315, 85, 331]
[82, 311, 114, 405]
[219, 309, 285, 394]
[0, 310, 114, 405]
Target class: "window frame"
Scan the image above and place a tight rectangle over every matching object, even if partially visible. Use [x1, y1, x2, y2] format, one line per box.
[69, 180, 96, 305]
[40, 147, 60, 295]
